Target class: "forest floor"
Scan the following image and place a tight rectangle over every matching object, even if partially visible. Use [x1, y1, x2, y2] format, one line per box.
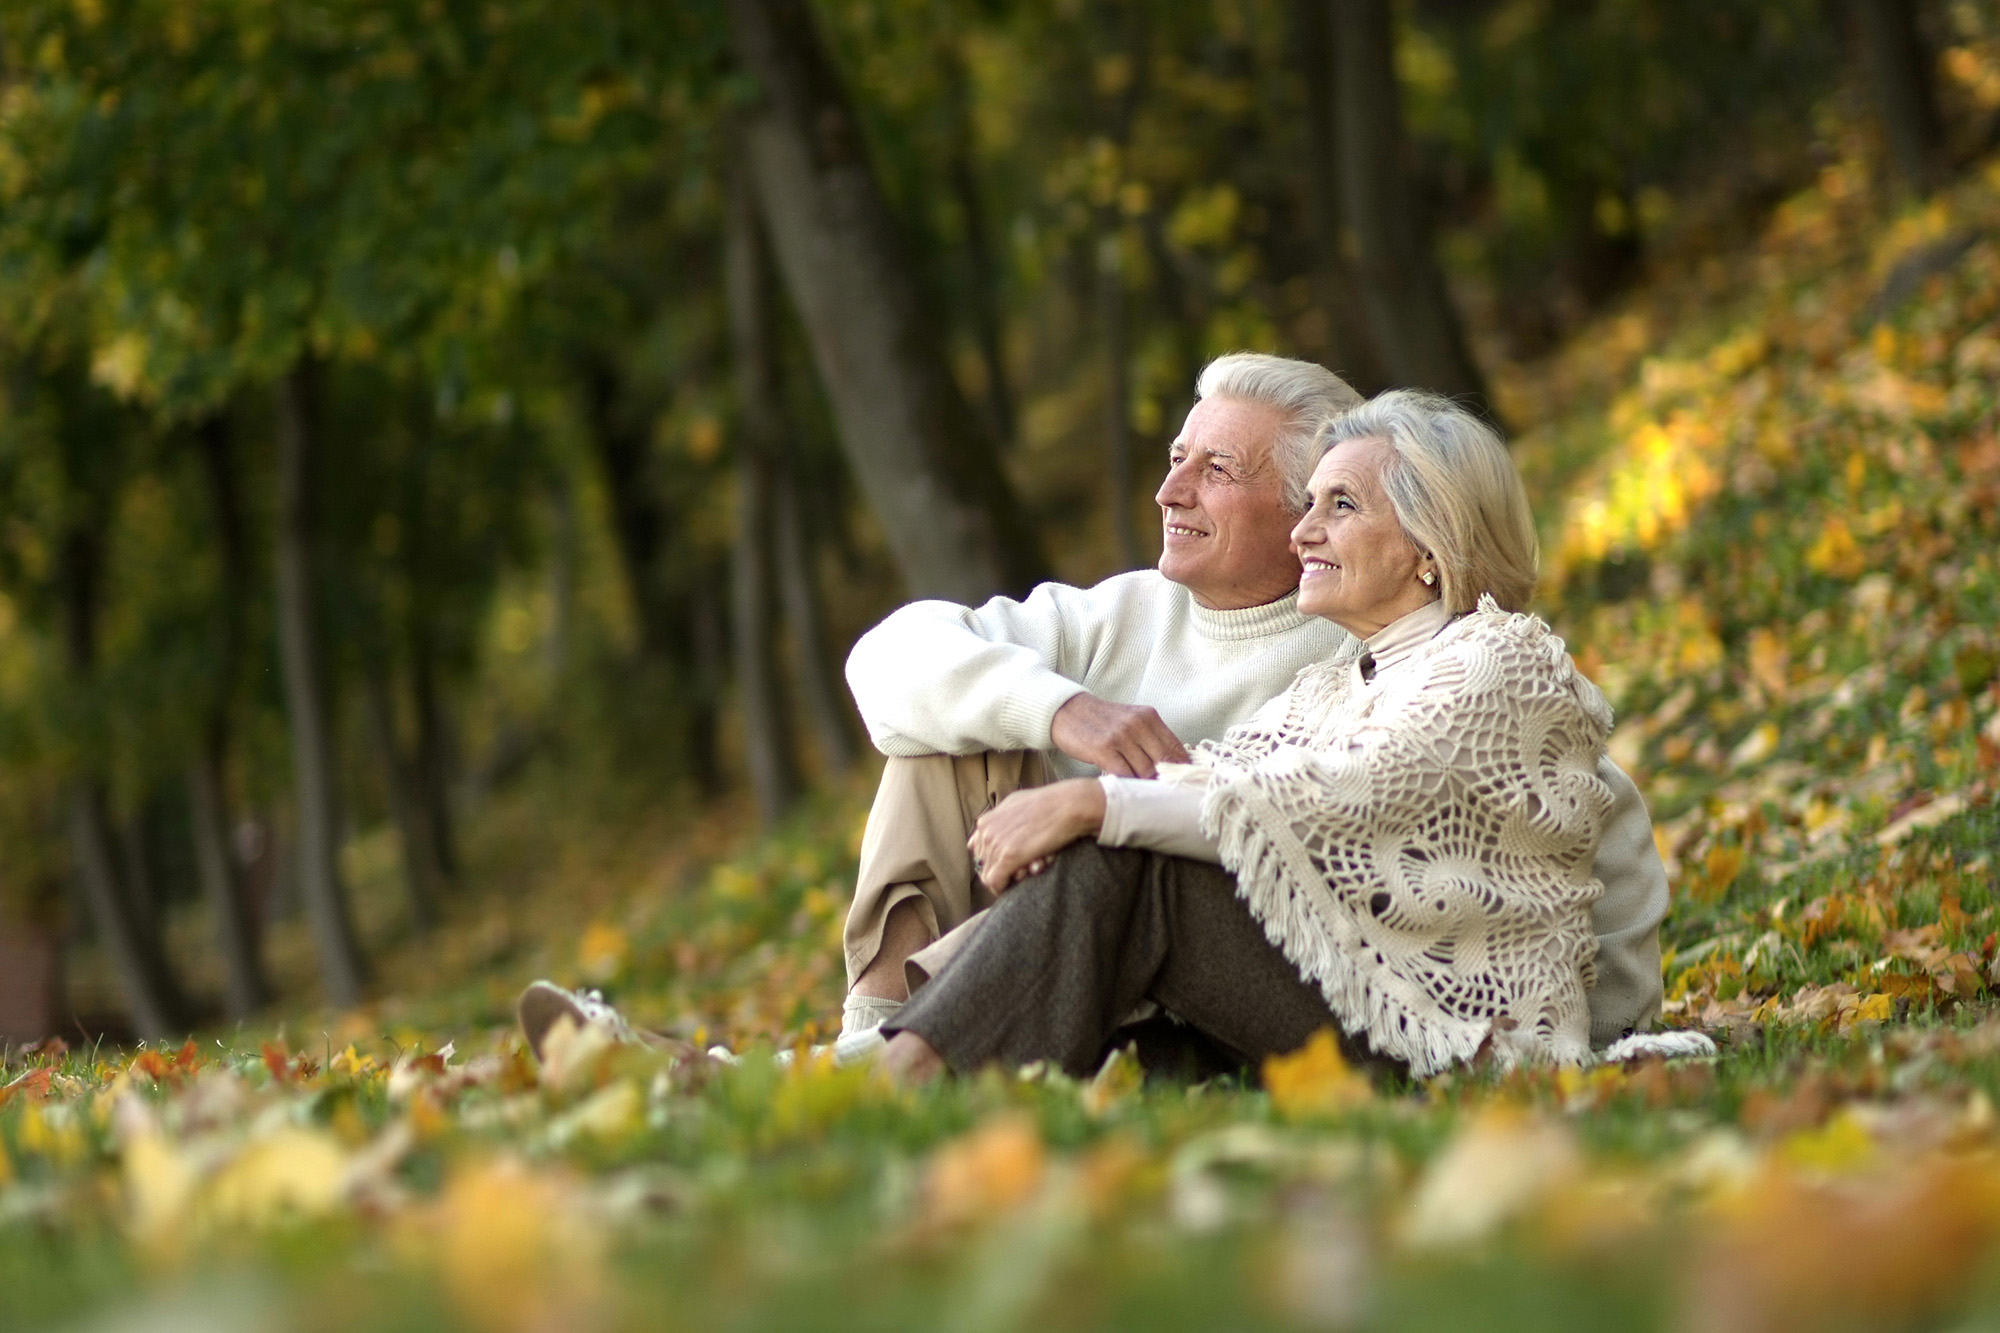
[9, 150, 2000, 1333]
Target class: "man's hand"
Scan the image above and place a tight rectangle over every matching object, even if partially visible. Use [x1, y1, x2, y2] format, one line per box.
[1049, 693, 1189, 777]
[968, 779, 1106, 895]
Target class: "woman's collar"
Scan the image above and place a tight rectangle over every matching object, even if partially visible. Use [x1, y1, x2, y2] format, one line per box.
[1361, 598, 1453, 677]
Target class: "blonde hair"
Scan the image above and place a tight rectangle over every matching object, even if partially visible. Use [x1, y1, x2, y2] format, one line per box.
[1320, 391, 1538, 613]
[1195, 353, 1363, 512]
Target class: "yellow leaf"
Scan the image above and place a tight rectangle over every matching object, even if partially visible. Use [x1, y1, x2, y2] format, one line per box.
[206, 1128, 349, 1228]
[1731, 722, 1780, 768]
[1780, 1109, 1876, 1174]
[1747, 629, 1790, 698]
[123, 1131, 198, 1254]
[539, 1014, 619, 1094]
[1402, 1107, 1581, 1247]
[547, 1081, 643, 1148]
[1807, 515, 1864, 578]
[922, 1113, 1046, 1228]
[1083, 1045, 1143, 1117]
[1262, 1029, 1371, 1118]
[576, 921, 630, 984]
[428, 1158, 606, 1333]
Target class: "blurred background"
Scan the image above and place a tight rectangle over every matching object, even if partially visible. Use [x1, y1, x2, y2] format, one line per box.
[0, 0, 1994, 1043]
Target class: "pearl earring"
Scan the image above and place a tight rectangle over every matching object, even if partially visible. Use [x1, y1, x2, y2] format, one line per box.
[1420, 569, 1436, 587]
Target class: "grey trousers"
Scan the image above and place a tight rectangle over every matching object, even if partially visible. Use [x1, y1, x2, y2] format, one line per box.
[886, 840, 1399, 1081]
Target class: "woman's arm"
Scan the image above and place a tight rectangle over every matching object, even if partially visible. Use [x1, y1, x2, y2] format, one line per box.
[1098, 771, 1222, 862]
[968, 779, 1106, 894]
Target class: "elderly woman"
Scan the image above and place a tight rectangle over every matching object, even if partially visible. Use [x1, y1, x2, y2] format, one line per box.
[880, 391, 1615, 1082]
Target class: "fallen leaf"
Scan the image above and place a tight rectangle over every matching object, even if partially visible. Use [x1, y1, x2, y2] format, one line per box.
[1263, 1029, 1371, 1118]
[1402, 1107, 1581, 1248]
[922, 1113, 1046, 1229]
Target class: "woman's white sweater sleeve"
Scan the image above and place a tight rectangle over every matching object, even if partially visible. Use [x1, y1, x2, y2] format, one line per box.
[1097, 771, 1222, 862]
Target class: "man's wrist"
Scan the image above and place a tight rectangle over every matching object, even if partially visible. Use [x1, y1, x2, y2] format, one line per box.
[1005, 676, 1092, 752]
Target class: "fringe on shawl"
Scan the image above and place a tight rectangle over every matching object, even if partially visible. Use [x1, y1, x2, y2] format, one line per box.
[1200, 598, 1604, 1078]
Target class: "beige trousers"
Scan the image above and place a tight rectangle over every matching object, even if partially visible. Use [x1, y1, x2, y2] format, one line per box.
[842, 751, 1051, 994]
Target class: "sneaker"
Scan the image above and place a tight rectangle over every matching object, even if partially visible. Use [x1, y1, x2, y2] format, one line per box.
[516, 980, 638, 1063]
[1597, 1030, 1718, 1063]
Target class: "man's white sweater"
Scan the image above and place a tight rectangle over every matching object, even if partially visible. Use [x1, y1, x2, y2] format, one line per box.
[845, 569, 1668, 1044]
[848, 571, 1346, 777]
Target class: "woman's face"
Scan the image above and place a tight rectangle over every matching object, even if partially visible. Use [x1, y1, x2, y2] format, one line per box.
[1290, 436, 1437, 637]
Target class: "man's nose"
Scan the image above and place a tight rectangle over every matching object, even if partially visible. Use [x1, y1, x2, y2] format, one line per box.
[1156, 457, 1194, 509]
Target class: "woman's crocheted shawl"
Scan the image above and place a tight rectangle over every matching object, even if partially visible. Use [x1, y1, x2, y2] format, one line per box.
[1194, 597, 1614, 1077]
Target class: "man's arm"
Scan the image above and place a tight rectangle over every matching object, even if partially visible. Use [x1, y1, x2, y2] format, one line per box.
[844, 578, 1189, 774]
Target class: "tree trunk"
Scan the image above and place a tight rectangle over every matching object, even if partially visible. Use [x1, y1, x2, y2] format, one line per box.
[57, 517, 187, 1037]
[727, 0, 1048, 603]
[944, 47, 1016, 451]
[68, 783, 186, 1038]
[407, 621, 458, 883]
[1329, 0, 1488, 409]
[1851, 0, 1945, 194]
[118, 808, 161, 950]
[273, 363, 367, 1006]
[581, 360, 675, 658]
[771, 461, 857, 777]
[726, 164, 804, 826]
[188, 743, 268, 1017]
[189, 415, 270, 1018]
[1292, 0, 1389, 394]
[362, 664, 438, 933]
[688, 582, 726, 797]
[1098, 229, 1141, 570]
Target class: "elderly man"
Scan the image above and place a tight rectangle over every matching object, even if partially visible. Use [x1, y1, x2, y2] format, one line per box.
[839, 353, 1670, 1053]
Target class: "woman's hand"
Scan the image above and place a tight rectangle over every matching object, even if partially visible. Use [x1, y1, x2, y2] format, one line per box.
[968, 779, 1107, 895]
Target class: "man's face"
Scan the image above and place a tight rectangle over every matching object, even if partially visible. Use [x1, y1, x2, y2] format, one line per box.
[1154, 396, 1302, 611]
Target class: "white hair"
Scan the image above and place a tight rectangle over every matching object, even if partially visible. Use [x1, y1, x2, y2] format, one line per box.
[1195, 353, 1363, 512]
[1320, 390, 1539, 613]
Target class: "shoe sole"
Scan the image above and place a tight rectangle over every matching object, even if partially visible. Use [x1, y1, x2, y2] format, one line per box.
[517, 982, 587, 1064]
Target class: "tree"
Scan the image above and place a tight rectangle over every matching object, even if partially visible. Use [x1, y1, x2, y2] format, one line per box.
[725, 168, 804, 826]
[1851, 0, 1946, 194]
[187, 416, 272, 1017]
[273, 365, 367, 1004]
[1326, 0, 1489, 407]
[1291, 0, 1390, 395]
[726, 0, 1048, 603]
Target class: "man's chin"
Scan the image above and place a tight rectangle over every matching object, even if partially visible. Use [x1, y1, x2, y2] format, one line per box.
[1156, 551, 1203, 588]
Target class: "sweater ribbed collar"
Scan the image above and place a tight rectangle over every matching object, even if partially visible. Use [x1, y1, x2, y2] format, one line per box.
[1360, 597, 1453, 678]
[1187, 586, 1316, 641]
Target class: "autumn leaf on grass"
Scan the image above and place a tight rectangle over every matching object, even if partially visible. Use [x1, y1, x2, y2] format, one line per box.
[1083, 1044, 1143, 1117]
[545, 1080, 643, 1150]
[539, 1014, 621, 1095]
[1401, 1107, 1582, 1249]
[922, 1112, 1047, 1230]
[1687, 1159, 2000, 1333]
[411, 1157, 607, 1333]
[577, 921, 631, 985]
[1262, 1029, 1370, 1118]
[205, 1128, 350, 1229]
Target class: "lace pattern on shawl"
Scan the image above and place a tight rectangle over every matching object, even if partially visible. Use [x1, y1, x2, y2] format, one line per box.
[1195, 597, 1615, 1077]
